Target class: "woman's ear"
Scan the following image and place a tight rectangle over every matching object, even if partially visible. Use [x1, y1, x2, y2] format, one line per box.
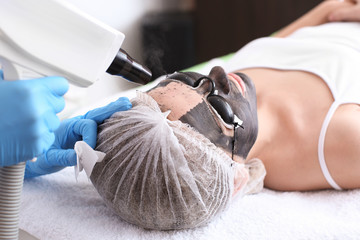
[233, 164, 249, 197]
[244, 158, 266, 194]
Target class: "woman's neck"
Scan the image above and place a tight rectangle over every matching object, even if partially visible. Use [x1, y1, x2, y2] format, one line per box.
[246, 94, 279, 160]
[239, 68, 334, 161]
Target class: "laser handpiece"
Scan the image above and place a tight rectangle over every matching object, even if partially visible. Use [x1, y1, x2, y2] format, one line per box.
[107, 48, 152, 85]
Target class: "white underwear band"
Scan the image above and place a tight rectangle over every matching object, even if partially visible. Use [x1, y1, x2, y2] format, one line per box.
[318, 101, 342, 190]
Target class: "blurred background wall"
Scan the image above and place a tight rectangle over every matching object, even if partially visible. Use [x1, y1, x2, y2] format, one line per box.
[63, 0, 194, 64]
[63, 0, 322, 78]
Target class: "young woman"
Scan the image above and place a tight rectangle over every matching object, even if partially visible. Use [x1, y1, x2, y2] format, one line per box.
[147, 0, 360, 191]
[90, 0, 360, 230]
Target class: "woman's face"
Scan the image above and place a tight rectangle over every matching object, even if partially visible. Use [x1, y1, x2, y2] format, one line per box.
[147, 66, 258, 161]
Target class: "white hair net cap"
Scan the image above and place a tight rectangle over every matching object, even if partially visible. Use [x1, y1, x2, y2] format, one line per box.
[90, 92, 252, 230]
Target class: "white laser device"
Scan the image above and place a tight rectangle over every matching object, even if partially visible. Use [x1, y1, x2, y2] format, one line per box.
[0, 0, 152, 86]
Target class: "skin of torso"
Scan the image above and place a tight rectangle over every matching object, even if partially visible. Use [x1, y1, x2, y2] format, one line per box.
[239, 68, 360, 191]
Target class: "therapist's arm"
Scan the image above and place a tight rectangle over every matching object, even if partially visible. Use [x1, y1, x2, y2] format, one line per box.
[274, 0, 355, 38]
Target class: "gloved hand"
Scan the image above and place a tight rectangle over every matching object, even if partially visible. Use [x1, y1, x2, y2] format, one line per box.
[0, 70, 68, 167]
[25, 97, 132, 178]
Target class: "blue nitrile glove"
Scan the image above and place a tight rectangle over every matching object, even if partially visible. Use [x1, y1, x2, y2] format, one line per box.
[25, 97, 132, 178]
[0, 70, 68, 167]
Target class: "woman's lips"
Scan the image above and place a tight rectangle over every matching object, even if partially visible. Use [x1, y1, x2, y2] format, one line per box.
[228, 73, 246, 96]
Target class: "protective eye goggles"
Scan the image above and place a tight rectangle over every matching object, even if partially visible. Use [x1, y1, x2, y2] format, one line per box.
[194, 76, 244, 159]
[193, 76, 243, 127]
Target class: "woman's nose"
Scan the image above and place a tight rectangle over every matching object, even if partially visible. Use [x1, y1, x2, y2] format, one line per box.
[208, 66, 230, 94]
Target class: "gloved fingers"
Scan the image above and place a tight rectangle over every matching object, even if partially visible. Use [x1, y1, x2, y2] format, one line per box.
[30, 76, 69, 96]
[28, 77, 67, 113]
[24, 149, 75, 178]
[29, 108, 61, 139]
[40, 92, 66, 114]
[72, 119, 98, 148]
[83, 97, 132, 124]
[0, 69, 3, 80]
[46, 148, 77, 167]
[31, 131, 55, 158]
[42, 109, 61, 132]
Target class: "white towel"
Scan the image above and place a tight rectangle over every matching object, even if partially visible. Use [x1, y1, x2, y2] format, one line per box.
[20, 167, 360, 240]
